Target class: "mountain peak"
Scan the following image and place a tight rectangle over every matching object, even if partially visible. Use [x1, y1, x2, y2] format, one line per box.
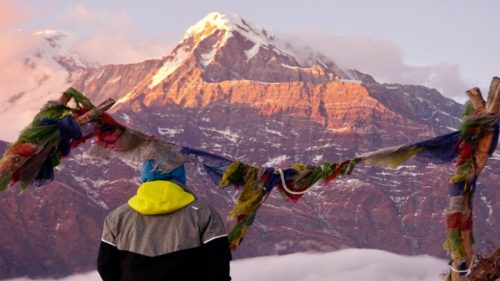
[185, 12, 235, 35]
[139, 12, 361, 90]
[184, 12, 276, 44]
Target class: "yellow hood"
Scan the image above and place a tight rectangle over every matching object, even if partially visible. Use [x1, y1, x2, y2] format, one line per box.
[128, 180, 195, 215]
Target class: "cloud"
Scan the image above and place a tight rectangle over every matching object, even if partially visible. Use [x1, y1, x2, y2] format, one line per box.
[285, 32, 471, 101]
[231, 249, 448, 281]
[4, 249, 448, 281]
[0, 0, 51, 142]
[0, 1, 38, 94]
[0, 3, 173, 142]
[58, 4, 172, 64]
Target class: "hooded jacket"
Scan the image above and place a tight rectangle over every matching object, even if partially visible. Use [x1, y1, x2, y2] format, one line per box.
[97, 164, 231, 281]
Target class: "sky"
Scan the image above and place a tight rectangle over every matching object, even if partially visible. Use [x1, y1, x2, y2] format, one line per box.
[5, 248, 448, 281]
[5, 0, 500, 100]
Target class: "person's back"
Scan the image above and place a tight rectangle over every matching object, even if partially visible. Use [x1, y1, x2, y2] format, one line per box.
[97, 161, 232, 281]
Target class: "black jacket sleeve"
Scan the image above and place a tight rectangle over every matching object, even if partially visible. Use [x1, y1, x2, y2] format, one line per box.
[202, 236, 232, 281]
[97, 241, 122, 281]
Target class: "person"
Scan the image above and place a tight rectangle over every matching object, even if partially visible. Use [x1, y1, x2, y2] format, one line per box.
[97, 160, 232, 281]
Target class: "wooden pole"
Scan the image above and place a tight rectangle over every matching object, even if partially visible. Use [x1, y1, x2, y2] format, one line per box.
[485, 76, 500, 112]
[448, 77, 500, 281]
[75, 98, 115, 125]
[466, 87, 485, 111]
[59, 91, 72, 104]
[475, 79, 500, 175]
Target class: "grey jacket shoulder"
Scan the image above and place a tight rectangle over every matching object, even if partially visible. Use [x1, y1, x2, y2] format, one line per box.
[101, 199, 227, 257]
[105, 203, 129, 223]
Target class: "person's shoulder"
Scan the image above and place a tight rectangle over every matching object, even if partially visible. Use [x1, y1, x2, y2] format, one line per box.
[188, 198, 222, 215]
[187, 199, 225, 221]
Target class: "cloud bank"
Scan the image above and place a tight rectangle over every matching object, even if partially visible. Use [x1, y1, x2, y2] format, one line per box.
[231, 248, 447, 281]
[5, 248, 448, 281]
[59, 4, 171, 65]
[286, 32, 471, 102]
[0, 1, 49, 142]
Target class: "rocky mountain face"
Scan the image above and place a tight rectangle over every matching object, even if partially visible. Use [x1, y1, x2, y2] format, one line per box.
[0, 12, 498, 279]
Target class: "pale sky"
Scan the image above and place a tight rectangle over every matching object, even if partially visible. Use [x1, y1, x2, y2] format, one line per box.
[4, 0, 500, 102]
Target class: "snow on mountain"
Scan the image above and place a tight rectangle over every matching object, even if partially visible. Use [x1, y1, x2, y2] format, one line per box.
[184, 12, 281, 59]
[0, 29, 96, 142]
[31, 30, 98, 71]
[183, 12, 350, 73]
[140, 12, 354, 93]
[81, 13, 385, 112]
[184, 12, 280, 52]
[149, 47, 189, 88]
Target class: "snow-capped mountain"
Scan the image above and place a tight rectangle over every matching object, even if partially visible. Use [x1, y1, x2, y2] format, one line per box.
[31, 30, 97, 71]
[72, 12, 366, 106]
[0, 12, 498, 279]
[154, 12, 352, 83]
[4, 29, 95, 104]
[0, 30, 97, 142]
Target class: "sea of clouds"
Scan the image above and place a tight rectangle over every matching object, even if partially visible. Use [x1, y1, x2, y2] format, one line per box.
[6, 248, 448, 281]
